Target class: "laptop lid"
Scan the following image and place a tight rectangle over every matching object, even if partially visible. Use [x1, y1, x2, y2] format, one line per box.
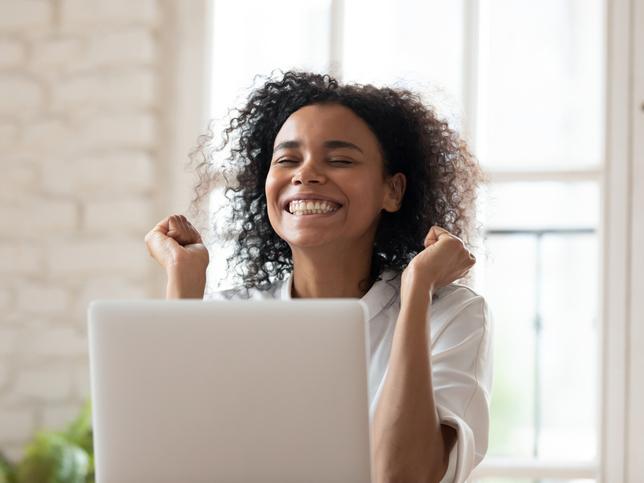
[88, 299, 373, 483]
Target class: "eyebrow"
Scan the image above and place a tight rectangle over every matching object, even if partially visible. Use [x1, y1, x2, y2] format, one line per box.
[273, 139, 364, 154]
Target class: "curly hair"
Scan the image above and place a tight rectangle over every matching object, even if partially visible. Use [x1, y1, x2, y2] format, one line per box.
[188, 70, 484, 291]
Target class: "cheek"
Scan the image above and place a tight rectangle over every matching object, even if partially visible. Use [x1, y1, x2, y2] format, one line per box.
[345, 177, 386, 211]
[265, 171, 279, 204]
[264, 173, 283, 225]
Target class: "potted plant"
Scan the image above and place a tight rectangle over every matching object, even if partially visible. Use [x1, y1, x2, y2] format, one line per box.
[0, 401, 94, 483]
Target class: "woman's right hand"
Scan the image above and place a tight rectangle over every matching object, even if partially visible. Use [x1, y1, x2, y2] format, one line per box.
[144, 214, 209, 298]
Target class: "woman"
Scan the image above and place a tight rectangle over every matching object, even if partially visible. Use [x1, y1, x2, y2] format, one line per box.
[145, 71, 493, 483]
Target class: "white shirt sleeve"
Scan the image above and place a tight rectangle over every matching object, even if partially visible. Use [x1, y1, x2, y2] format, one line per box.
[430, 292, 494, 483]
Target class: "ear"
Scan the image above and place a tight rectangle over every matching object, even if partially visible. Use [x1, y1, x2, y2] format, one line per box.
[382, 172, 406, 213]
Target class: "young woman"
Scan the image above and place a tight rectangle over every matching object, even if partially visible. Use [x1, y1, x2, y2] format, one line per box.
[145, 71, 493, 483]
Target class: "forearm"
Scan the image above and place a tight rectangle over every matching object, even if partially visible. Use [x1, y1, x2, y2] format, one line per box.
[371, 287, 447, 483]
[165, 266, 206, 299]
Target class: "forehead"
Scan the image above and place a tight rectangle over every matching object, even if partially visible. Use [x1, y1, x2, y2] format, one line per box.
[273, 103, 380, 149]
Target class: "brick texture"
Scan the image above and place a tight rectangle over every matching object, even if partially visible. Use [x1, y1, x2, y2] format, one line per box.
[0, 0, 173, 460]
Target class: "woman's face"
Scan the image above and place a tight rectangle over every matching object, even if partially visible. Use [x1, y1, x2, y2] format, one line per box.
[265, 103, 405, 250]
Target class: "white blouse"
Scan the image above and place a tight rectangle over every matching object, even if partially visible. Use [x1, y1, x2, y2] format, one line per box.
[204, 270, 493, 482]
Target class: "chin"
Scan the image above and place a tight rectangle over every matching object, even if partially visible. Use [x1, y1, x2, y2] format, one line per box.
[284, 235, 332, 249]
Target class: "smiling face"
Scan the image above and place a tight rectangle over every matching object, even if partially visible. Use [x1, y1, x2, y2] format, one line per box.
[265, 103, 406, 251]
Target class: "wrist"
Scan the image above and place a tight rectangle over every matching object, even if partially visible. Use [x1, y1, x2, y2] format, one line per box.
[402, 265, 436, 298]
[166, 266, 206, 299]
[400, 276, 432, 310]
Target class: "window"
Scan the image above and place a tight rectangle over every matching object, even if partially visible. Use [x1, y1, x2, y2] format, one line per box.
[472, 1, 603, 479]
[206, 1, 615, 480]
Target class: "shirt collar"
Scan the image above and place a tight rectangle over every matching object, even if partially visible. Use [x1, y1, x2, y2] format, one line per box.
[361, 270, 400, 320]
[281, 272, 294, 300]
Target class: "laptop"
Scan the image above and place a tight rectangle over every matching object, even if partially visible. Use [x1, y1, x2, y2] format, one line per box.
[87, 299, 373, 483]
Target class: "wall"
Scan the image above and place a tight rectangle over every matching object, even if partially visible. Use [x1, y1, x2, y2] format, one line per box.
[0, 0, 207, 461]
[628, 0, 644, 479]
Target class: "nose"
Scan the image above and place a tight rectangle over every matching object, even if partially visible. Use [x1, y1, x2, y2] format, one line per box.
[292, 159, 326, 185]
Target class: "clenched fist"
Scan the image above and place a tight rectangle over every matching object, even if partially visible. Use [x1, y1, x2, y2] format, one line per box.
[400, 225, 475, 304]
[144, 214, 209, 299]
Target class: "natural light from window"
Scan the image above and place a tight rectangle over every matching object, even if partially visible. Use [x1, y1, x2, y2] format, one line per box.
[207, 1, 604, 480]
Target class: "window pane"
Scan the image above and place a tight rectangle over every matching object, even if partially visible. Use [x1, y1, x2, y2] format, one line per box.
[342, 0, 465, 127]
[208, 0, 332, 289]
[210, 0, 331, 121]
[475, 235, 538, 459]
[473, 164, 600, 464]
[539, 234, 598, 460]
[477, 0, 604, 169]
[474, 232, 599, 461]
[479, 182, 600, 230]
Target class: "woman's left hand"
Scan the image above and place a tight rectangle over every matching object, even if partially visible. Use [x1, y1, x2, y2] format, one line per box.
[400, 225, 476, 302]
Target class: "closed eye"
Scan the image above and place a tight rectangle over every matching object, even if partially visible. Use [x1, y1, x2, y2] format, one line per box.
[274, 159, 352, 165]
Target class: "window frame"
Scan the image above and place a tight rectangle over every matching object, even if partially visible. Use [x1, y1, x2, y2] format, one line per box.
[332, 0, 636, 479]
[465, 0, 604, 478]
[467, 0, 644, 480]
[189, 0, 643, 479]
[629, 0, 644, 478]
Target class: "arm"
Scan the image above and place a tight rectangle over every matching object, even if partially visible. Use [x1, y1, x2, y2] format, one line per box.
[371, 272, 456, 483]
[166, 264, 207, 299]
[371, 226, 476, 483]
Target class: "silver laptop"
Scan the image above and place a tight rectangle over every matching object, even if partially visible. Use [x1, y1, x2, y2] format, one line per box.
[88, 299, 373, 483]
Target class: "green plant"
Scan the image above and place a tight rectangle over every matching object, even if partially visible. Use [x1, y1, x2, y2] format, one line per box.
[0, 401, 94, 483]
[0, 451, 16, 483]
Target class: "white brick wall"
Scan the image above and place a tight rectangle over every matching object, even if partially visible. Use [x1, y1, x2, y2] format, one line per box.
[60, 0, 158, 27]
[0, 38, 26, 67]
[0, 74, 45, 113]
[41, 152, 156, 196]
[0, 0, 181, 461]
[0, 2, 51, 31]
[12, 366, 75, 402]
[0, 409, 35, 443]
[16, 285, 70, 314]
[0, 243, 45, 275]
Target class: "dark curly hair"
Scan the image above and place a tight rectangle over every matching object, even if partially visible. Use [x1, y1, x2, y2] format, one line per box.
[189, 70, 483, 291]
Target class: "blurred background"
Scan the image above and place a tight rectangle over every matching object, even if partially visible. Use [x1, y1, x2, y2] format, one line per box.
[0, 0, 642, 482]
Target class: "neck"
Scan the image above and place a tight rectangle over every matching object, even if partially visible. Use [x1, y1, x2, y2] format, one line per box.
[290, 243, 374, 299]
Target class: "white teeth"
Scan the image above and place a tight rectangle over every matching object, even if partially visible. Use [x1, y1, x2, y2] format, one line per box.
[288, 199, 340, 215]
